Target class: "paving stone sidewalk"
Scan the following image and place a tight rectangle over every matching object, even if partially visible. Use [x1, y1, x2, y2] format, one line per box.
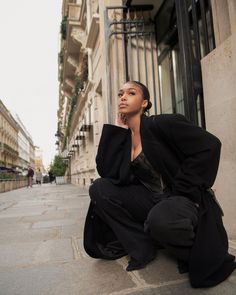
[0, 183, 235, 295]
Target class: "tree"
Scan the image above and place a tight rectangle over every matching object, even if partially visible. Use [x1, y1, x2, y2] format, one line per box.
[50, 155, 67, 177]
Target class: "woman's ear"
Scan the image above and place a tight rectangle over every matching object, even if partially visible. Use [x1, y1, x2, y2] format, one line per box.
[142, 99, 148, 109]
[141, 100, 148, 114]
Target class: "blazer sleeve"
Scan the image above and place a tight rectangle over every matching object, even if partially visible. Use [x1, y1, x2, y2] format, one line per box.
[95, 124, 131, 182]
[152, 114, 222, 203]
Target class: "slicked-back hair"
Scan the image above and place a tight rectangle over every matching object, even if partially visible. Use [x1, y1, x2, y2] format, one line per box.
[129, 80, 152, 113]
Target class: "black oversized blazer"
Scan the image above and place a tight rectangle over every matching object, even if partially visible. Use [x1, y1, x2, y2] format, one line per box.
[84, 113, 235, 288]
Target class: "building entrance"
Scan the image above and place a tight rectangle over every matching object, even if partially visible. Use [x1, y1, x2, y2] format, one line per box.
[105, 0, 215, 127]
[155, 0, 215, 127]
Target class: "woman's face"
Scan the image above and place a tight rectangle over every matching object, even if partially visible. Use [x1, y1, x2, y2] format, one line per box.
[117, 82, 148, 116]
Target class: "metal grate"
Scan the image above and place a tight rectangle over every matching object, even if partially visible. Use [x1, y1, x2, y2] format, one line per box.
[156, 0, 215, 127]
[104, 5, 159, 123]
[175, 0, 215, 127]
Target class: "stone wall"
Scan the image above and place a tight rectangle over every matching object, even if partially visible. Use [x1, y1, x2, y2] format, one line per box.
[201, 0, 236, 238]
[0, 179, 28, 193]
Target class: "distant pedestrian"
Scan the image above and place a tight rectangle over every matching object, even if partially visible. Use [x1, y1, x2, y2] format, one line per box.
[27, 166, 34, 188]
[35, 169, 43, 185]
[48, 170, 54, 184]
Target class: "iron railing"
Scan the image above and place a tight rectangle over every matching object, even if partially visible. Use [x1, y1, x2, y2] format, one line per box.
[104, 5, 159, 123]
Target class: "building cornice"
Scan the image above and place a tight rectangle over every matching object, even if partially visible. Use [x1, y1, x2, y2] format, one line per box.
[0, 100, 19, 131]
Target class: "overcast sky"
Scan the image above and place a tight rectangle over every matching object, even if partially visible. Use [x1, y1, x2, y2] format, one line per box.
[0, 0, 62, 168]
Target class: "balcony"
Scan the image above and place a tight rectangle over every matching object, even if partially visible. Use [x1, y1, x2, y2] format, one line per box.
[2, 143, 19, 158]
[67, 3, 85, 50]
[65, 77, 74, 90]
[80, 124, 92, 132]
[60, 3, 86, 94]
[75, 135, 85, 140]
[68, 3, 81, 21]
[63, 61, 76, 84]
[72, 144, 79, 148]
[55, 129, 63, 138]
[67, 55, 79, 68]
[86, 14, 100, 49]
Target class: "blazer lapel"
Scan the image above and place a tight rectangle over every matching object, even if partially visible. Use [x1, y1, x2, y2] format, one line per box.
[140, 114, 173, 188]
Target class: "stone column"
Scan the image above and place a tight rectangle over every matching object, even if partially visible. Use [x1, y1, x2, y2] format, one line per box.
[201, 1, 236, 237]
[211, 0, 231, 46]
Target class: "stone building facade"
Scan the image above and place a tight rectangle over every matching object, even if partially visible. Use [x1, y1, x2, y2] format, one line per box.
[15, 114, 35, 172]
[57, 0, 236, 237]
[0, 100, 19, 168]
[0, 100, 35, 173]
[34, 147, 45, 173]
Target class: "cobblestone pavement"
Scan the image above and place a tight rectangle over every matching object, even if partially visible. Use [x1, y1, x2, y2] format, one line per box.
[0, 183, 235, 295]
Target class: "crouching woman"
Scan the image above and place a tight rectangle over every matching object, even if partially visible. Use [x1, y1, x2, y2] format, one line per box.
[83, 81, 236, 288]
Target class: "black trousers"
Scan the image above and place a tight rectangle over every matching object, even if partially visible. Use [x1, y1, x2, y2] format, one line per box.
[89, 178, 199, 263]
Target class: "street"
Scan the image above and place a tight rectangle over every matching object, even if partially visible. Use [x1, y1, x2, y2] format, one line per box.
[0, 184, 236, 295]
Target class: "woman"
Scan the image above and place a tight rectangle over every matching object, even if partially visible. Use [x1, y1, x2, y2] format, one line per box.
[35, 169, 43, 185]
[83, 81, 235, 288]
[27, 166, 34, 188]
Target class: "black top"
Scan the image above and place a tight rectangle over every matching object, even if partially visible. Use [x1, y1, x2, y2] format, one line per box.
[130, 150, 164, 193]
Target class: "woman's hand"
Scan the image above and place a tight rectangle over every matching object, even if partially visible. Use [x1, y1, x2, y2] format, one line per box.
[115, 113, 129, 129]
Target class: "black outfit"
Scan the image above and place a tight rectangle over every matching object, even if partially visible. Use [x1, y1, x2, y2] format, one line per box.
[48, 171, 54, 183]
[83, 113, 236, 288]
[27, 168, 34, 177]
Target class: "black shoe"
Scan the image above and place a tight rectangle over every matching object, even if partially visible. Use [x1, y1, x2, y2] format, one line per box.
[126, 253, 156, 271]
[177, 259, 189, 274]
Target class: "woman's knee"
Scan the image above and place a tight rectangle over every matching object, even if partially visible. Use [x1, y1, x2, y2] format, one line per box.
[145, 201, 196, 245]
[145, 200, 180, 240]
[145, 207, 168, 238]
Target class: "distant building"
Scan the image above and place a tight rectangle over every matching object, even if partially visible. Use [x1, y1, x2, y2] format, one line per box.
[0, 100, 19, 168]
[0, 100, 36, 173]
[29, 140, 35, 169]
[14, 114, 35, 172]
[34, 147, 45, 173]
